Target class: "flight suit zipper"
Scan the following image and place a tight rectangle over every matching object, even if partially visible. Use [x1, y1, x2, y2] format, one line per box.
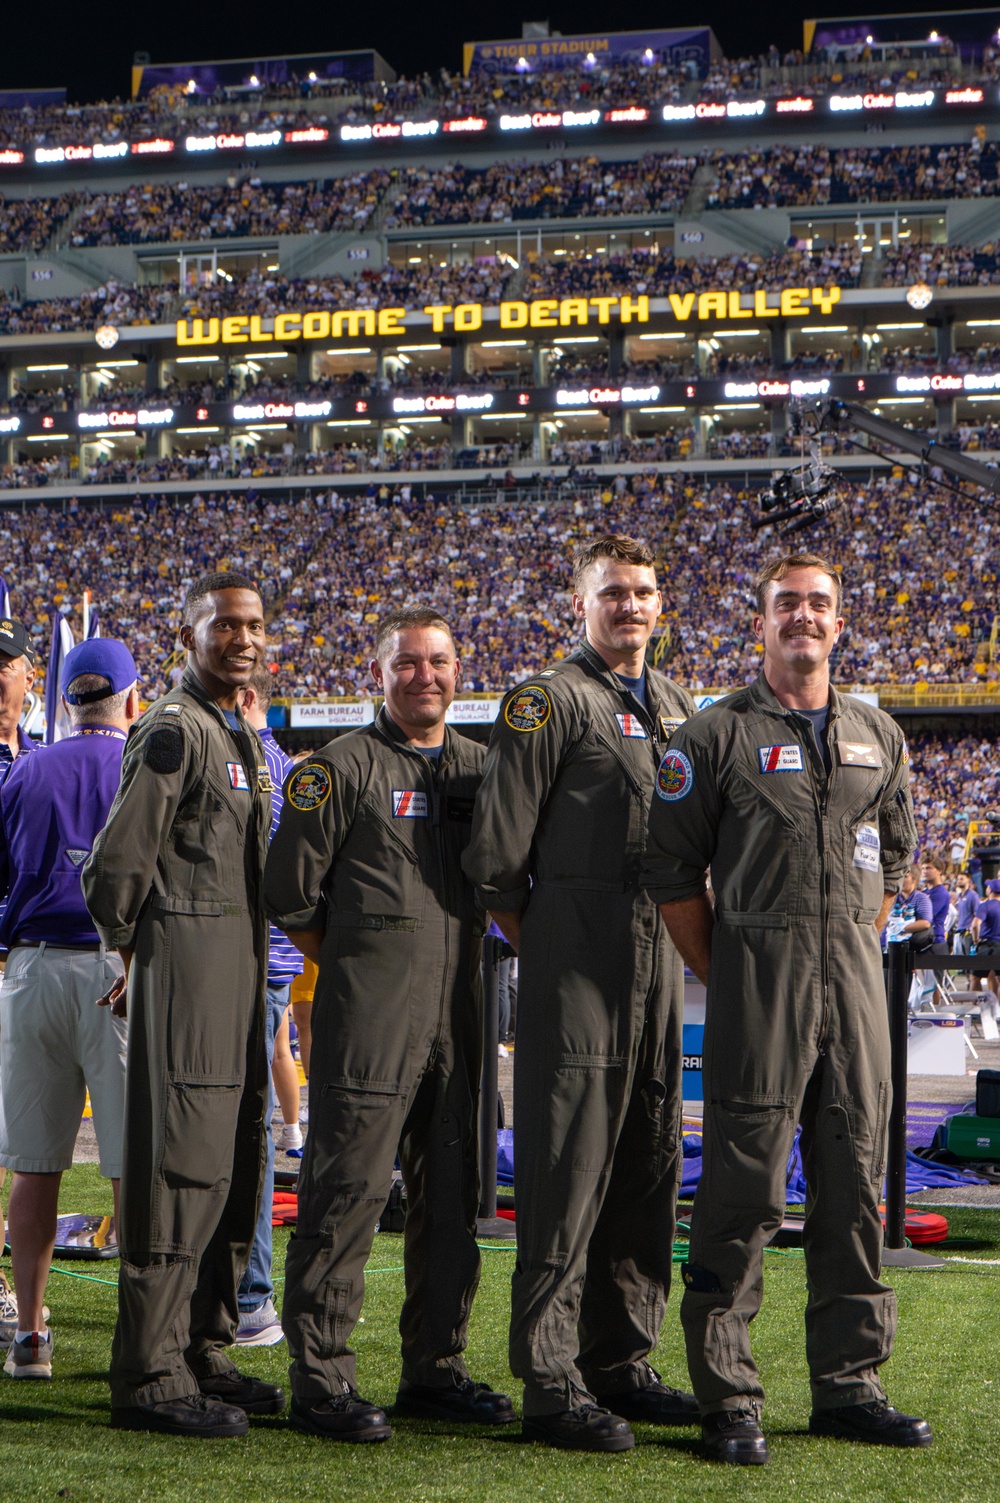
[804, 705, 841, 1054]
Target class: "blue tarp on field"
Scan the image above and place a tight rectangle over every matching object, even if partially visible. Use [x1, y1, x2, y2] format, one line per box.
[495, 1122, 988, 1198]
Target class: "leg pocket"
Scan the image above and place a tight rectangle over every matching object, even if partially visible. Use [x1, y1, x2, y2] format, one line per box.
[161, 1083, 241, 1189]
[870, 1080, 890, 1181]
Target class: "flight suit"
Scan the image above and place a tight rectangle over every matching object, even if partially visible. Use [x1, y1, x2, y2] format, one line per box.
[641, 674, 916, 1415]
[463, 643, 696, 1417]
[83, 668, 271, 1408]
[263, 709, 486, 1400]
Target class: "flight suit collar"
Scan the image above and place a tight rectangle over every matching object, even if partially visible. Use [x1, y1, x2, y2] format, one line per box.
[748, 671, 844, 725]
[574, 641, 664, 740]
[180, 666, 262, 794]
[374, 705, 457, 772]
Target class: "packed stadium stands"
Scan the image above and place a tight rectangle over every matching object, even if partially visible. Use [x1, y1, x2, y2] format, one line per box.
[0, 25, 998, 739]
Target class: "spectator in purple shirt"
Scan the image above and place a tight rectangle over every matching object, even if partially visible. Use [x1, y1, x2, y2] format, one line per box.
[921, 857, 952, 946]
[953, 872, 980, 956]
[0, 637, 138, 1379]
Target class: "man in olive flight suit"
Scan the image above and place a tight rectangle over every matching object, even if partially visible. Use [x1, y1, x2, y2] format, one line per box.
[265, 607, 513, 1442]
[463, 534, 699, 1453]
[643, 551, 932, 1465]
[83, 571, 281, 1438]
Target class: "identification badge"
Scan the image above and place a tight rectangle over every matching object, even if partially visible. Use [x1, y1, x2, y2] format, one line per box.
[615, 712, 647, 739]
[392, 790, 428, 818]
[853, 823, 881, 872]
[659, 716, 685, 743]
[257, 764, 273, 792]
[837, 742, 882, 769]
[227, 761, 249, 791]
[758, 745, 804, 773]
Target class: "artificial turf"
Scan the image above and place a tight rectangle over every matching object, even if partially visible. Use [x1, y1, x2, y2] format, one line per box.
[1, 1165, 998, 1503]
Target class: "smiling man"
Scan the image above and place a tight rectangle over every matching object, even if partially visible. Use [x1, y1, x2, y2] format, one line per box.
[264, 607, 513, 1442]
[643, 552, 930, 1464]
[83, 572, 280, 1437]
[463, 535, 698, 1453]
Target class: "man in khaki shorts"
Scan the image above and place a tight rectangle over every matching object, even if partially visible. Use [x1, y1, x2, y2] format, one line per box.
[0, 639, 139, 1378]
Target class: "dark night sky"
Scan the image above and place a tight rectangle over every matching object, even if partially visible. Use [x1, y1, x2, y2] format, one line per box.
[0, 2, 977, 102]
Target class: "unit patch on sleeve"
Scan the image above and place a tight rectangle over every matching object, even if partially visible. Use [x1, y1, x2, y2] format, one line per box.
[504, 685, 551, 733]
[286, 763, 332, 812]
[656, 750, 694, 802]
[615, 712, 648, 739]
[227, 762, 250, 791]
[758, 745, 804, 773]
[143, 726, 184, 775]
[392, 790, 429, 818]
[836, 742, 882, 769]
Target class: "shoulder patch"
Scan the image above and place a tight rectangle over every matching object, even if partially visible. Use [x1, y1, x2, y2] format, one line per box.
[656, 749, 694, 802]
[504, 685, 551, 733]
[143, 726, 184, 775]
[286, 762, 332, 812]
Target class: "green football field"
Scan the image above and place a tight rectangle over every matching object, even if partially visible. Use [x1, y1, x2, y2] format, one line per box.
[1, 1165, 997, 1503]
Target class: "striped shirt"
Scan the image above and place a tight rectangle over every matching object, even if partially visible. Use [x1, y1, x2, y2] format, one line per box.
[261, 728, 305, 984]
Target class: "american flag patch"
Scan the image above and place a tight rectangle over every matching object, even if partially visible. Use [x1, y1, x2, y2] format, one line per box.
[392, 790, 428, 818]
[758, 745, 804, 773]
[615, 713, 647, 739]
[227, 761, 249, 790]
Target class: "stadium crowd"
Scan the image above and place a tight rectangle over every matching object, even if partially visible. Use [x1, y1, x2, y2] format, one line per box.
[707, 142, 1000, 209]
[0, 35, 994, 153]
[70, 174, 391, 246]
[0, 467, 991, 707]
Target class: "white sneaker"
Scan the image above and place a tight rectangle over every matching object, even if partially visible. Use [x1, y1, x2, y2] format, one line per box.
[3, 1328, 53, 1378]
[498, 1043, 509, 1059]
[278, 1122, 304, 1152]
[234, 1298, 284, 1347]
[0, 1276, 49, 1350]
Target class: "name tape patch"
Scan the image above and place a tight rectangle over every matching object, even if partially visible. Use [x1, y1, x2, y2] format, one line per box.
[392, 789, 429, 818]
[758, 744, 804, 773]
[656, 749, 694, 802]
[227, 761, 249, 791]
[615, 712, 647, 739]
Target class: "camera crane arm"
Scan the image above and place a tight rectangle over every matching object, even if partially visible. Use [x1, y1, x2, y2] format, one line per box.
[753, 396, 1000, 535]
[822, 398, 1000, 495]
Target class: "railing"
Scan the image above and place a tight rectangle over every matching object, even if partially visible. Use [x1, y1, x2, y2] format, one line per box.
[876, 683, 1000, 708]
[649, 625, 672, 669]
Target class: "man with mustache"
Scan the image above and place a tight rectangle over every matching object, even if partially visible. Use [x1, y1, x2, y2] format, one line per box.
[84, 572, 280, 1437]
[643, 552, 931, 1464]
[464, 535, 698, 1453]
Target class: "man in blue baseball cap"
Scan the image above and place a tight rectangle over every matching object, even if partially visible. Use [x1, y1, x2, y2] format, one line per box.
[0, 636, 138, 1379]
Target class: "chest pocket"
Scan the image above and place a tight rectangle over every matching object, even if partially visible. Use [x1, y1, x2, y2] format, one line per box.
[358, 792, 420, 865]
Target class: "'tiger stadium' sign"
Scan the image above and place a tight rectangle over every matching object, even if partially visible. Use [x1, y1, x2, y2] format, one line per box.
[175, 287, 843, 345]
